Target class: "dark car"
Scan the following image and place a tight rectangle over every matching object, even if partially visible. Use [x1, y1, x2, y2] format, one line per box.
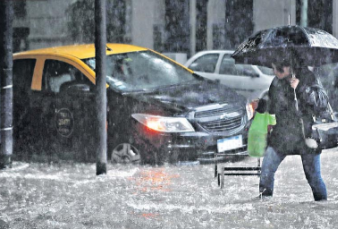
[13, 44, 253, 164]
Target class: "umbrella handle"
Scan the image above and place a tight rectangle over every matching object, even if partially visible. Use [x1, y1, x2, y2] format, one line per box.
[292, 73, 299, 111]
[294, 88, 299, 111]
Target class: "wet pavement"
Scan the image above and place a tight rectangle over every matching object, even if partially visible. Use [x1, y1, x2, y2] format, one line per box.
[0, 148, 338, 229]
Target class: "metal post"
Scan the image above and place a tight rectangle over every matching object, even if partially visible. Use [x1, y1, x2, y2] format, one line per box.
[301, 0, 308, 27]
[190, 0, 196, 56]
[95, 0, 107, 175]
[0, 0, 13, 169]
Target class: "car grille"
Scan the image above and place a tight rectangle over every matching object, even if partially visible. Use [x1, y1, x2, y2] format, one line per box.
[194, 105, 241, 118]
[200, 116, 243, 131]
[194, 104, 245, 132]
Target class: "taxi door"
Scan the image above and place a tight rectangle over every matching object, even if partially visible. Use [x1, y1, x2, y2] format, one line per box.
[30, 58, 95, 161]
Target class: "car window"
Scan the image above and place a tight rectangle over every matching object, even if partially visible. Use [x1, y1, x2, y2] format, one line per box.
[13, 59, 36, 119]
[220, 56, 258, 77]
[13, 59, 36, 94]
[42, 60, 91, 93]
[257, 66, 274, 75]
[83, 50, 200, 92]
[234, 64, 257, 77]
[219, 57, 237, 75]
[188, 53, 219, 73]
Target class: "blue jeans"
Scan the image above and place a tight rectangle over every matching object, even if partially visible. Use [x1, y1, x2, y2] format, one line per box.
[259, 147, 327, 201]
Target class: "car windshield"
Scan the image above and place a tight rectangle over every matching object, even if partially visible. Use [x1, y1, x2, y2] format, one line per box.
[82, 50, 199, 92]
[257, 66, 274, 75]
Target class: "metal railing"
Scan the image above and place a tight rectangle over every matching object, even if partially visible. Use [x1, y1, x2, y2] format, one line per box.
[214, 151, 261, 189]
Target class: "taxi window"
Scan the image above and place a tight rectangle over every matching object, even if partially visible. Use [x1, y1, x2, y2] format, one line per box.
[13, 59, 36, 120]
[83, 50, 200, 92]
[13, 59, 36, 92]
[42, 60, 91, 93]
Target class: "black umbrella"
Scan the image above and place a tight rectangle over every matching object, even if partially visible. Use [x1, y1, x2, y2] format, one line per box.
[231, 25, 338, 67]
[232, 25, 338, 149]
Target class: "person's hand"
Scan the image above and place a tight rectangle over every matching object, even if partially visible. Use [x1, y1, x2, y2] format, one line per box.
[250, 98, 259, 110]
[289, 76, 299, 89]
[267, 125, 274, 134]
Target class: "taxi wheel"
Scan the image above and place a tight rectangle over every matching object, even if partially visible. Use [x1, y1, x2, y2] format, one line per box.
[111, 143, 142, 164]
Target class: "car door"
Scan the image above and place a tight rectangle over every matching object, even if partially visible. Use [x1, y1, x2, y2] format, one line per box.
[12, 59, 37, 154]
[30, 59, 95, 161]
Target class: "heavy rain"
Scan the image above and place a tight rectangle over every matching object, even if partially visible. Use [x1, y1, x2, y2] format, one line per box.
[1, 0, 338, 228]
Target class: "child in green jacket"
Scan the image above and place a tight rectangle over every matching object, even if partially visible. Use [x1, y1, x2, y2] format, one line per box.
[248, 99, 276, 157]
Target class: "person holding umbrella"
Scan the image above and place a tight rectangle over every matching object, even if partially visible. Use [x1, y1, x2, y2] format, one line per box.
[231, 25, 338, 201]
[259, 54, 328, 201]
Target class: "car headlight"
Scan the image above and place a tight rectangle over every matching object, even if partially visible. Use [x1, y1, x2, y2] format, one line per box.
[132, 113, 195, 133]
[246, 103, 254, 120]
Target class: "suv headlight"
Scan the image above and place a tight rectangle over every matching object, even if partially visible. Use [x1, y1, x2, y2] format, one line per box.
[246, 103, 254, 120]
[132, 113, 195, 133]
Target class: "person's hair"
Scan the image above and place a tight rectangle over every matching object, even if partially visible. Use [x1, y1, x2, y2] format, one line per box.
[273, 50, 302, 72]
[272, 52, 302, 73]
[273, 61, 289, 73]
[256, 99, 268, 113]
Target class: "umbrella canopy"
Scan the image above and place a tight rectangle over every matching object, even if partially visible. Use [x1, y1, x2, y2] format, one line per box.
[231, 25, 338, 67]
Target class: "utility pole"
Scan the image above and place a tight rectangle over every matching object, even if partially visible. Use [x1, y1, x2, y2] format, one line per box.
[301, 0, 308, 27]
[0, 0, 13, 169]
[95, 0, 107, 175]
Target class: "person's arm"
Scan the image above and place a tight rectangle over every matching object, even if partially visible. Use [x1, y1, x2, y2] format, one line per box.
[267, 77, 278, 115]
[295, 70, 329, 112]
[267, 77, 278, 134]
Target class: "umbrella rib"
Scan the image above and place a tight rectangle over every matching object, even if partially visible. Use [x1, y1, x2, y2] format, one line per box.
[261, 29, 274, 45]
[298, 26, 312, 47]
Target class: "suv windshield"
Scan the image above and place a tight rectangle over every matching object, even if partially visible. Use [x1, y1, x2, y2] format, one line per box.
[83, 51, 199, 92]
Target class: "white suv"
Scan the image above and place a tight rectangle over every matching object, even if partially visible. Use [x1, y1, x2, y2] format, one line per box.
[185, 50, 275, 101]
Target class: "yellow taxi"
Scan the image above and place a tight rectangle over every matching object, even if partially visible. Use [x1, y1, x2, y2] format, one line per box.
[13, 43, 252, 164]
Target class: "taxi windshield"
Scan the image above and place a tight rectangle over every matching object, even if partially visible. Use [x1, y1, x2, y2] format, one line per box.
[82, 51, 199, 92]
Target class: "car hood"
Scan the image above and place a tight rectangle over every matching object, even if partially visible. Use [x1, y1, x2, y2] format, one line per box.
[126, 80, 247, 112]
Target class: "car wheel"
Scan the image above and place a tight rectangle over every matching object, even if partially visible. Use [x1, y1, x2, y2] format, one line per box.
[111, 143, 142, 164]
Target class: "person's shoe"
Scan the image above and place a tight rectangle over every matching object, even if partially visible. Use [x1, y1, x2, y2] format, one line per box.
[253, 193, 272, 201]
[315, 198, 327, 202]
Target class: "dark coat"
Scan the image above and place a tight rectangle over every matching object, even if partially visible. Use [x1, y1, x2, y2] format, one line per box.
[268, 67, 329, 154]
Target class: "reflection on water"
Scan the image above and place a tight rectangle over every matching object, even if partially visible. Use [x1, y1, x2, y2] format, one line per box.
[130, 168, 180, 192]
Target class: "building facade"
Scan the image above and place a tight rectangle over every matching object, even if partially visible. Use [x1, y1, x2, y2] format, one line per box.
[13, 0, 338, 60]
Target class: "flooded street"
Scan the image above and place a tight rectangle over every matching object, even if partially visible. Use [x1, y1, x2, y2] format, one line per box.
[1, 0, 338, 228]
[1, 148, 338, 229]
